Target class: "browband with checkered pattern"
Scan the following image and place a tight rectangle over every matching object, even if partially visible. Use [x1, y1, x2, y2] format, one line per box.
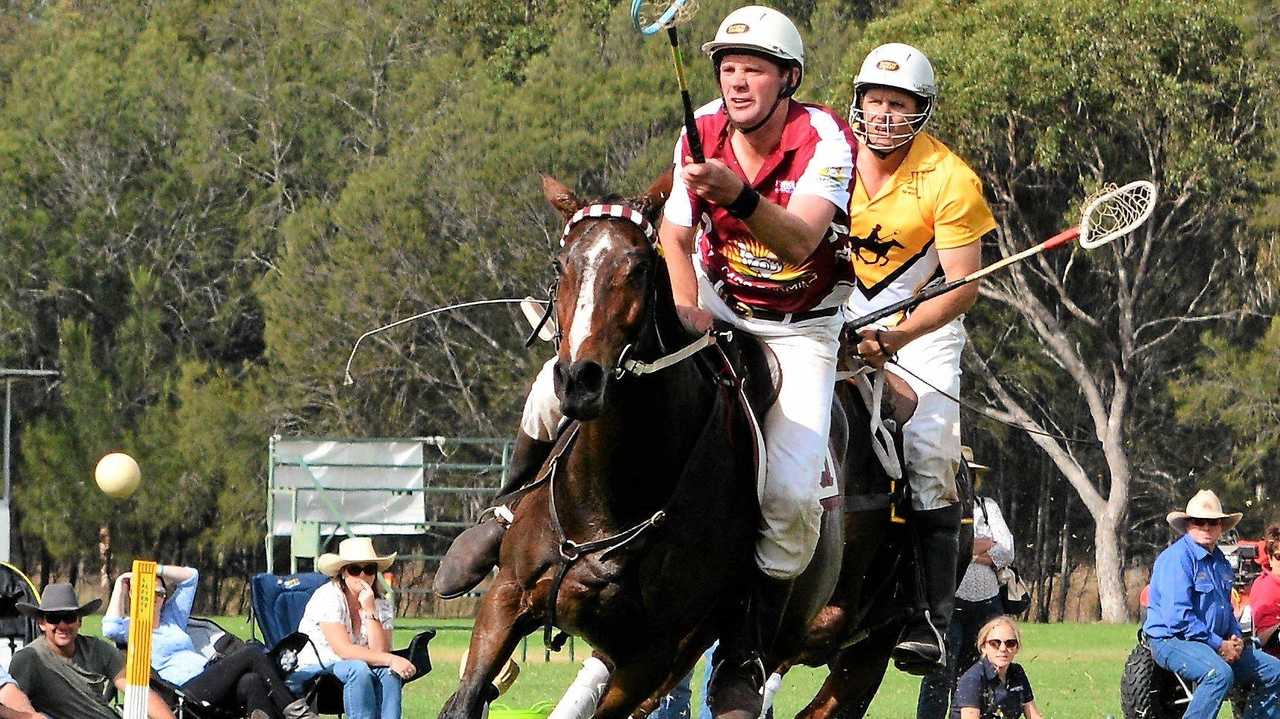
[560, 204, 657, 247]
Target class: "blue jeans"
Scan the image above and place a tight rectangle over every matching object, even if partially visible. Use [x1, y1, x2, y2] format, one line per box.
[1149, 637, 1280, 719]
[917, 595, 1003, 719]
[288, 661, 403, 719]
[650, 644, 715, 719]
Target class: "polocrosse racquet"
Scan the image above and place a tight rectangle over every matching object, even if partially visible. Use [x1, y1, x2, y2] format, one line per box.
[847, 180, 1158, 329]
[632, 0, 704, 162]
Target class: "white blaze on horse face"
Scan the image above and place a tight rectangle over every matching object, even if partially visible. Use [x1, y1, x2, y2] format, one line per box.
[567, 233, 612, 362]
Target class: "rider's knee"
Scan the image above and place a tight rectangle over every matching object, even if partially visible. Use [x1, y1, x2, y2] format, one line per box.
[763, 479, 820, 524]
[1196, 665, 1233, 697]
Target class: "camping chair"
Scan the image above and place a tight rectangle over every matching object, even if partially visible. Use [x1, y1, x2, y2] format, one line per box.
[115, 615, 311, 719]
[249, 572, 434, 715]
[0, 562, 39, 669]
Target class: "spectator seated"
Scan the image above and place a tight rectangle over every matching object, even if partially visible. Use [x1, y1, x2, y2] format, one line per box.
[249, 572, 434, 715]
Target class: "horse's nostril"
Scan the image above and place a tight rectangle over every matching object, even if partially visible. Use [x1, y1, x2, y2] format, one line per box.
[572, 361, 605, 395]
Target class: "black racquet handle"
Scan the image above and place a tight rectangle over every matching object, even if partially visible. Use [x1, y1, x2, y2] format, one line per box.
[667, 26, 704, 163]
[846, 278, 967, 330]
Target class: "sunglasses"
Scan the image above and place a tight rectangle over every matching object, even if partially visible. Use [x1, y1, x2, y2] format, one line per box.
[985, 638, 1019, 651]
[1188, 518, 1222, 527]
[344, 563, 379, 576]
[41, 611, 81, 626]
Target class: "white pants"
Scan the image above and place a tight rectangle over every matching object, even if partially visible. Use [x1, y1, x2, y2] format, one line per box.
[889, 318, 966, 511]
[520, 275, 842, 580]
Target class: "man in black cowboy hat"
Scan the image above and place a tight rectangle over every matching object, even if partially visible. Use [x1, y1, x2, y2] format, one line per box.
[9, 582, 174, 719]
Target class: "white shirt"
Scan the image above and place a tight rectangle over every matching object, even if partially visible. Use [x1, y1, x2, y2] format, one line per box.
[296, 580, 395, 667]
[957, 496, 1015, 602]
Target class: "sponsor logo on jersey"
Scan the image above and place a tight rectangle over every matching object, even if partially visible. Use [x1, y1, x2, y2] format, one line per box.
[775, 179, 796, 195]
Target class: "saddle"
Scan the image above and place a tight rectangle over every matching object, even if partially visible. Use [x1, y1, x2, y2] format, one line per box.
[710, 320, 782, 420]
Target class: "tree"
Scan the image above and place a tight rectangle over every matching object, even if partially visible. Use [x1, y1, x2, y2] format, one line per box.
[834, 0, 1276, 620]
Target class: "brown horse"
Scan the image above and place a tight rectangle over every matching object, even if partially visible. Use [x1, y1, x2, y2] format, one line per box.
[440, 170, 775, 719]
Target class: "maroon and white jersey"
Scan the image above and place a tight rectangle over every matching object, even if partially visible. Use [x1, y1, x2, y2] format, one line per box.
[665, 99, 856, 315]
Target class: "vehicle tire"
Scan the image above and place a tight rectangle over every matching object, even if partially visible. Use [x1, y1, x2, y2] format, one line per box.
[1120, 642, 1183, 719]
[1230, 689, 1247, 719]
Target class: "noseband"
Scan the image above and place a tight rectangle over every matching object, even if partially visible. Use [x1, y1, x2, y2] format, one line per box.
[551, 203, 715, 379]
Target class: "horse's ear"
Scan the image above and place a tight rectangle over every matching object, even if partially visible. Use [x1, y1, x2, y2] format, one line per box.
[633, 166, 674, 223]
[542, 175, 585, 220]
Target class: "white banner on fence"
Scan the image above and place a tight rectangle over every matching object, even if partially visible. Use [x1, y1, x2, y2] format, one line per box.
[271, 440, 425, 536]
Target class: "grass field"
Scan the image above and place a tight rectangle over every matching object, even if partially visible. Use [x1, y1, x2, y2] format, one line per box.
[81, 617, 1235, 718]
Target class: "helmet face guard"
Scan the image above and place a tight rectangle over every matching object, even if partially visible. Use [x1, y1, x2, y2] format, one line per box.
[848, 87, 934, 152]
[849, 43, 937, 153]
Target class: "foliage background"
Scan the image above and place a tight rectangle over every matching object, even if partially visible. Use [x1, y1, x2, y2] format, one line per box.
[0, 0, 1275, 614]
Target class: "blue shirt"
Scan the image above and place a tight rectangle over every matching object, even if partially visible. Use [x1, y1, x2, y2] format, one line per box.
[952, 656, 1034, 719]
[1143, 534, 1241, 650]
[103, 569, 207, 685]
[0, 661, 13, 688]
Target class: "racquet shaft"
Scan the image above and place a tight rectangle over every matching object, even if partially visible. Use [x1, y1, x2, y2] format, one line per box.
[846, 227, 1079, 329]
[667, 27, 704, 162]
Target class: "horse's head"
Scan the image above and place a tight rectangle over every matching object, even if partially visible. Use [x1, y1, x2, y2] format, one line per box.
[542, 169, 673, 420]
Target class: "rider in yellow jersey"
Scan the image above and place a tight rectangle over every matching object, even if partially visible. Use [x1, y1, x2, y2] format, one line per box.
[844, 43, 997, 673]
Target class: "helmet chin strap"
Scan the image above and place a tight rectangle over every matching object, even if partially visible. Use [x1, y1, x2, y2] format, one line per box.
[867, 142, 910, 159]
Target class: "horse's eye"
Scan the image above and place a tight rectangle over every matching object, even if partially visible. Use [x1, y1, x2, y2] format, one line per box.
[552, 259, 565, 275]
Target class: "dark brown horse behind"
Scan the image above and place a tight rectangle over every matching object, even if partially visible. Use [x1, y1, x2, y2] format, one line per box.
[440, 170, 769, 719]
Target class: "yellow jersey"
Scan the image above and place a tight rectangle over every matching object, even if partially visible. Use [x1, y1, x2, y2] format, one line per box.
[845, 132, 996, 322]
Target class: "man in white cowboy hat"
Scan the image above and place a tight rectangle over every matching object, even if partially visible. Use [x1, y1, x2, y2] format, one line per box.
[10, 583, 174, 719]
[1143, 490, 1280, 719]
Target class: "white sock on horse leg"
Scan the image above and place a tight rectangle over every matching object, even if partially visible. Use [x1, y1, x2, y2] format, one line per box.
[549, 656, 611, 719]
[759, 672, 784, 719]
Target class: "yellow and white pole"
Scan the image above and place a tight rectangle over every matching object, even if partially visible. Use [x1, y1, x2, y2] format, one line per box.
[123, 560, 157, 719]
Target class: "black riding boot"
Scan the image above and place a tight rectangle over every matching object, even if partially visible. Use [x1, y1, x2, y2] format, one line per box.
[433, 431, 554, 598]
[892, 502, 962, 674]
[708, 574, 793, 719]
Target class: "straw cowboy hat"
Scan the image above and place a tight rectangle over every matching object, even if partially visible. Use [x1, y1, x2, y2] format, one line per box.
[316, 537, 397, 577]
[1166, 489, 1242, 534]
[961, 446, 989, 474]
[16, 582, 102, 617]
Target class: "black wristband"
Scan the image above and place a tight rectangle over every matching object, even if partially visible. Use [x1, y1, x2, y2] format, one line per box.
[725, 184, 760, 219]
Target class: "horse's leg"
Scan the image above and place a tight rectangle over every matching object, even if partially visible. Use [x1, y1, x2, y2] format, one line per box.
[440, 576, 532, 719]
[794, 624, 897, 719]
[595, 650, 696, 719]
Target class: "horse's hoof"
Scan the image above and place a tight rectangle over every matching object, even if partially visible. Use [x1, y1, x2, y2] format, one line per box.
[434, 520, 506, 598]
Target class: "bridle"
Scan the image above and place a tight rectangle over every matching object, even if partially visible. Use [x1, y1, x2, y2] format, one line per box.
[548, 203, 716, 380]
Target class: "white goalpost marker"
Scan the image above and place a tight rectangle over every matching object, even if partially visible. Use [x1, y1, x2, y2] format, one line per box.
[123, 559, 158, 719]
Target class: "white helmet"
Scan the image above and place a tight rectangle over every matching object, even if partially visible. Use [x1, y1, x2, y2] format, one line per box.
[849, 43, 936, 152]
[701, 6, 805, 94]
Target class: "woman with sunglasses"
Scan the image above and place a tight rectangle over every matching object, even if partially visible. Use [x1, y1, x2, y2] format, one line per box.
[289, 537, 415, 719]
[104, 564, 314, 719]
[951, 616, 1042, 719]
[1249, 524, 1280, 657]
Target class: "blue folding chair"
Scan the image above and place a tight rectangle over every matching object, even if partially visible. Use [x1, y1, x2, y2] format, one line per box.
[249, 572, 434, 715]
